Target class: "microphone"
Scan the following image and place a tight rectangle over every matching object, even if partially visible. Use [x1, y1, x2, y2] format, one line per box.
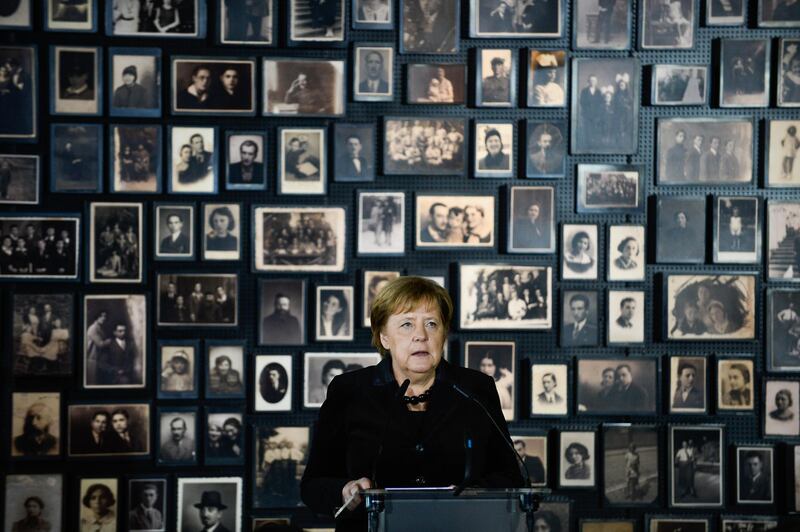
[371, 378, 411, 488]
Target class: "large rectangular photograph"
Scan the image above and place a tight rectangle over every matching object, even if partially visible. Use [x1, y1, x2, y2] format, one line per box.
[50, 123, 102, 193]
[0, 215, 80, 279]
[779, 38, 800, 107]
[669, 425, 724, 507]
[713, 196, 760, 264]
[220, 0, 273, 45]
[68, 403, 150, 457]
[253, 426, 308, 509]
[470, 0, 562, 38]
[576, 165, 642, 214]
[576, 358, 657, 415]
[107, 0, 206, 38]
[4, 475, 62, 532]
[263, 58, 344, 116]
[303, 352, 381, 408]
[157, 273, 237, 327]
[384, 118, 466, 175]
[652, 65, 708, 106]
[0, 46, 36, 140]
[768, 289, 800, 372]
[0, 154, 39, 205]
[109, 47, 161, 117]
[573, 0, 630, 49]
[603, 424, 659, 505]
[416, 194, 495, 248]
[403, 0, 459, 52]
[168, 126, 218, 194]
[464, 341, 515, 421]
[767, 201, 800, 281]
[51, 45, 101, 116]
[177, 477, 241, 532]
[110, 124, 161, 193]
[508, 185, 555, 253]
[766, 119, 800, 186]
[720, 39, 770, 107]
[13, 293, 74, 376]
[89, 202, 143, 283]
[640, 0, 694, 49]
[171, 57, 256, 115]
[11, 392, 60, 458]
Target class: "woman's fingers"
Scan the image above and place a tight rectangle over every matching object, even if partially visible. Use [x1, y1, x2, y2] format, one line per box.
[341, 477, 373, 511]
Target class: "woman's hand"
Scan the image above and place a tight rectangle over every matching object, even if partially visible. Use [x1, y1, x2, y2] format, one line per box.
[341, 477, 372, 511]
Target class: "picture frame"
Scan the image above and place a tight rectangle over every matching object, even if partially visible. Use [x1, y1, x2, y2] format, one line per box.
[473, 121, 515, 178]
[88, 202, 143, 284]
[154, 203, 195, 261]
[607, 290, 645, 345]
[527, 50, 567, 108]
[668, 425, 724, 508]
[509, 432, 548, 487]
[530, 362, 569, 417]
[706, 0, 746, 24]
[767, 201, 800, 281]
[535, 502, 572, 532]
[668, 356, 707, 414]
[735, 446, 774, 504]
[201, 203, 241, 261]
[573, 0, 631, 49]
[108, 47, 162, 118]
[333, 123, 376, 182]
[475, 48, 516, 107]
[127, 476, 168, 532]
[303, 352, 382, 408]
[205, 340, 246, 399]
[656, 196, 706, 264]
[508, 185, 556, 254]
[720, 39, 770, 108]
[68, 403, 150, 458]
[258, 278, 306, 346]
[559, 430, 596, 488]
[50, 123, 103, 193]
[525, 120, 566, 178]
[45, 0, 97, 32]
[357, 191, 405, 256]
[157, 340, 200, 399]
[717, 357, 755, 411]
[0, 154, 39, 205]
[11, 392, 61, 458]
[713, 196, 761, 264]
[109, 124, 162, 194]
[4, 474, 62, 532]
[651, 65, 708, 106]
[401, 0, 459, 53]
[469, 0, 563, 38]
[720, 518, 779, 531]
[50, 45, 102, 116]
[156, 407, 198, 465]
[262, 58, 345, 117]
[640, 0, 695, 49]
[407, 63, 466, 105]
[253, 425, 309, 508]
[383, 117, 467, 175]
[106, 0, 207, 38]
[415, 194, 495, 249]
[362, 270, 402, 327]
[171, 57, 257, 116]
[254, 354, 293, 412]
[225, 131, 267, 190]
[352, 0, 393, 29]
[576, 165, 643, 214]
[608, 225, 646, 281]
[219, 0, 274, 45]
[763, 378, 800, 438]
[758, 0, 800, 27]
[768, 289, 800, 372]
[765, 119, 800, 186]
[603, 424, 659, 506]
[0, 0, 31, 29]
[353, 45, 394, 103]
[12, 292, 74, 376]
[0, 45, 37, 141]
[288, 0, 345, 44]
[464, 341, 516, 421]
[0, 213, 81, 280]
[204, 407, 245, 466]
[278, 126, 327, 195]
[561, 223, 599, 281]
[646, 516, 709, 532]
[581, 520, 636, 532]
[76, 478, 119, 530]
[176, 477, 242, 532]
[157, 273, 238, 327]
[168, 126, 218, 194]
[778, 38, 800, 107]
[561, 290, 600, 348]
[576, 358, 658, 415]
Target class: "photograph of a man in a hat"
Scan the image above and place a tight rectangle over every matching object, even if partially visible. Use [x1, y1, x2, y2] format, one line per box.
[194, 490, 230, 532]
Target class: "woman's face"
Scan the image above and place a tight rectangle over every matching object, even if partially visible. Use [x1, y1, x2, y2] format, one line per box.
[569, 447, 583, 464]
[111, 414, 127, 433]
[218, 360, 231, 373]
[25, 500, 42, 517]
[211, 213, 230, 235]
[776, 392, 790, 410]
[89, 489, 109, 514]
[379, 302, 446, 378]
[698, 286, 710, 301]
[485, 135, 502, 155]
[322, 295, 341, 318]
[728, 369, 745, 391]
[534, 518, 551, 532]
[480, 357, 496, 378]
[574, 236, 589, 253]
[179, 146, 191, 162]
[208, 424, 222, 442]
[622, 240, 637, 258]
[323, 368, 343, 386]
[709, 305, 725, 324]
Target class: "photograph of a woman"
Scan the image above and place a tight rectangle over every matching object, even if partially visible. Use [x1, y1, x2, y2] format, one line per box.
[475, 123, 513, 177]
[79, 481, 117, 532]
[203, 204, 239, 260]
[560, 432, 594, 487]
[562, 225, 598, 280]
[608, 225, 645, 281]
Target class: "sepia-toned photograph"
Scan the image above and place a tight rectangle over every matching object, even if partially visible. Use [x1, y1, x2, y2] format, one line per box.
[670, 356, 707, 414]
[525, 121, 566, 178]
[607, 290, 645, 345]
[358, 192, 404, 255]
[110, 124, 161, 193]
[12, 293, 73, 376]
[766, 119, 800, 187]
[89, 202, 143, 283]
[157, 273, 237, 327]
[220, 0, 273, 45]
[107, 0, 206, 37]
[653, 65, 707, 105]
[289, 0, 344, 43]
[769, 201, 800, 281]
[717, 358, 754, 411]
[205, 410, 244, 465]
[253, 425, 309, 508]
[206, 342, 245, 399]
[720, 39, 770, 107]
[603, 425, 658, 505]
[168, 126, 217, 194]
[758, 0, 800, 26]
[334, 123, 376, 183]
[157, 408, 197, 464]
[78, 478, 118, 532]
[304, 352, 382, 407]
[559, 431, 596, 488]
[561, 290, 599, 347]
[768, 289, 800, 371]
[470, 0, 562, 38]
[279, 127, 326, 195]
[577, 165, 642, 214]
[465, 341, 516, 421]
[259, 278, 306, 346]
[649, 518, 709, 532]
[407, 63, 465, 104]
[50, 123, 102, 192]
[384, 118, 466, 175]
[508, 185, 555, 253]
[11, 392, 60, 458]
[402, 0, 458, 53]
[527, 51, 566, 107]
[51, 45, 101, 116]
[0, 0, 31, 29]
[0, 154, 38, 205]
[69, 403, 150, 457]
[476, 48, 516, 107]
[779, 38, 800, 107]
[158, 341, 198, 398]
[177, 477, 242, 532]
[669, 425, 723, 507]
[707, 0, 745, 24]
[4, 474, 62, 532]
[255, 354, 292, 412]
[640, 0, 694, 49]
[534, 502, 570, 532]
[656, 196, 706, 264]
[202, 203, 241, 261]
[510, 434, 547, 486]
[416, 194, 495, 248]
[608, 225, 645, 281]
[109, 47, 161, 117]
[577, 358, 657, 414]
[128, 478, 167, 532]
[582, 521, 635, 532]
[562, 224, 598, 280]
[474, 122, 514, 178]
[764, 379, 800, 437]
[171, 57, 256, 115]
[154, 204, 194, 260]
[736, 446, 773, 504]
[354, 45, 393, 102]
[353, 0, 393, 28]
[573, 0, 630, 49]
[263, 58, 345, 116]
[363, 270, 402, 327]
[226, 131, 266, 190]
[0, 215, 80, 279]
[531, 363, 568, 416]
[0, 46, 37, 140]
[714, 196, 760, 264]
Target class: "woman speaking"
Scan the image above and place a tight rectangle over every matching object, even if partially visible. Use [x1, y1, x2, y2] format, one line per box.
[301, 277, 523, 531]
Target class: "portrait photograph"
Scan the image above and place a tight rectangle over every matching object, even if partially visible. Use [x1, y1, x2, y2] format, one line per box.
[258, 278, 306, 346]
[640, 0, 694, 49]
[157, 273, 238, 327]
[253, 425, 309, 508]
[158, 341, 198, 399]
[603, 424, 659, 505]
[83, 294, 146, 389]
[766, 119, 800, 186]
[253, 206, 346, 273]
[202, 203, 240, 261]
[51, 45, 101, 116]
[510, 434, 547, 486]
[528, 51, 566, 107]
[474, 121, 514, 178]
[226, 131, 266, 190]
[720, 39, 770, 107]
[171, 57, 256, 115]
[531, 363, 568, 416]
[476, 48, 516, 107]
[50, 123, 102, 192]
[288, 0, 344, 43]
[769, 289, 800, 372]
[669, 425, 723, 507]
[465, 341, 516, 421]
[263, 58, 345, 116]
[573, 0, 630, 49]
[205, 410, 244, 465]
[68, 403, 150, 457]
[707, 0, 745, 24]
[358, 191, 404, 255]
[768, 201, 800, 280]
[334, 123, 376, 182]
[577, 165, 642, 214]
[4, 474, 62, 532]
[669, 356, 707, 414]
[608, 225, 645, 281]
[279, 127, 326, 195]
[0, 215, 80, 279]
[0, 45, 36, 140]
[110, 124, 161, 193]
[562, 224, 598, 280]
[607, 291, 645, 344]
[764, 379, 800, 437]
[354, 46, 393, 102]
[12, 292, 73, 376]
[78, 478, 118, 532]
[470, 0, 562, 37]
[107, 0, 206, 37]
[736, 446, 773, 504]
[561, 290, 599, 348]
[571, 57, 639, 154]
[508, 185, 555, 253]
[717, 358, 754, 411]
[535, 503, 570, 532]
[220, 0, 273, 45]
[109, 47, 160, 117]
[525, 120, 566, 178]
[721, 519, 779, 532]
[156, 408, 197, 464]
[648, 518, 708, 532]
[415, 194, 495, 248]
[206, 342, 245, 399]
[168, 126, 218, 194]
[384, 118, 466, 175]
[0, 0, 30, 29]
[304, 353, 381, 408]
[714, 196, 760, 264]
[154, 204, 194, 260]
[363, 270, 401, 327]
[177, 477, 242, 532]
[577, 358, 657, 415]
[652, 65, 707, 106]
[656, 196, 706, 263]
[255, 354, 292, 412]
[11, 392, 60, 458]
[407, 63, 465, 104]
[559, 431, 596, 488]
[128, 478, 167, 532]
[582, 521, 635, 532]
[779, 38, 800, 107]
[758, 0, 800, 26]
[353, 0, 392, 28]
[402, 0, 458, 53]
[89, 202, 142, 283]
[459, 264, 553, 330]
[0, 154, 38, 205]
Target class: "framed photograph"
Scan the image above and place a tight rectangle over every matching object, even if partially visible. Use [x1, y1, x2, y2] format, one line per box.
[562, 224, 598, 280]
[127, 477, 167, 532]
[647, 517, 709, 532]
[470, 0, 562, 38]
[525, 120, 566, 178]
[154, 203, 194, 261]
[764, 379, 800, 437]
[573, 0, 630, 49]
[89, 202, 143, 283]
[465, 341, 516, 421]
[83, 294, 147, 389]
[561, 290, 600, 347]
[0, 0, 30, 29]
[68, 403, 150, 457]
[603, 424, 659, 505]
[50, 123, 102, 193]
[652, 65, 708, 106]
[0, 154, 39, 205]
[205, 409, 244, 465]
[278, 127, 326, 195]
[202, 203, 241, 261]
[225, 131, 266, 190]
[415, 194, 495, 248]
[768, 201, 800, 281]
[0, 46, 36, 141]
[720, 39, 770, 108]
[253, 425, 309, 508]
[77, 478, 118, 531]
[156, 408, 197, 464]
[582, 521, 636, 532]
[458, 264, 553, 330]
[363, 270, 402, 327]
[713, 196, 761, 263]
[576, 358, 657, 415]
[171, 57, 256, 115]
[258, 278, 306, 346]
[45, 1, 96, 31]
[766, 119, 800, 186]
[157, 340, 199, 399]
[11, 392, 60, 458]
[793, 445, 800, 512]
[535, 502, 571, 532]
[354, 45, 393, 102]
[206, 341, 245, 399]
[476, 49, 516, 107]
[607, 290, 645, 345]
[288, 0, 344, 43]
[577, 165, 642, 214]
[109, 47, 161, 117]
[407, 63, 465, 105]
[109, 124, 161, 193]
[157, 273, 237, 327]
[640, 0, 694, 49]
[253, 206, 346, 273]
[0, 214, 80, 280]
[333, 123, 376, 183]
[779, 38, 800, 107]
[304, 352, 382, 408]
[758, 0, 800, 26]
[768, 289, 800, 372]
[721, 519, 779, 532]
[717, 358, 754, 411]
[255, 354, 292, 412]
[669, 356, 707, 414]
[402, 0, 458, 53]
[736, 446, 774, 504]
[4, 475, 62, 532]
[508, 186, 555, 253]
[357, 191, 404, 255]
[510, 434, 547, 486]
[384, 118, 467, 175]
[168, 126, 218, 194]
[353, 0, 392, 29]
[219, 0, 274, 45]
[12, 292, 74, 376]
[665, 274, 757, 340]
[608, 225, 645, 281]
[50, 45, 101, 116]
[107, 0, 207, 38]
[527, 51, 566, 107]
[669, 425, 724, 507]
[474, 121, 514, 178]
[707, 0, 746, 24]
[559, 431, 596, 488]
[656, 196, 705, 264]
[531, 363, 568, 416]
[263, 58, 345, 117]
[177, 477, 242, 532]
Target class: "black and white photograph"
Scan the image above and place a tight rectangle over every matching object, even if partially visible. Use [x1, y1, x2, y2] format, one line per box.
[253, 425, 309, 508]
[0, 0, 31, 29]
[577, 358, 657, 414]
[533, 503, 570, 532]
[205, 410, 244, 465]
[354, 46, 393, 102]
[768, 289, 800, 372]
[736, 446, 773, 504]
[714, 196, 760, 264]
[202, 203, 240, 261]
[177, 477, 242, 532]
[157, 408, 197, 464]
[154, 204, 195, 261]
[171, 57, 256, 115]
[68, 403, 150, 457]
[107, 0, 206, 37]
[0, 154, 38, 205]
[470, 0, 562, 38]
[220, 0, 273, 45]
[226, 131, 266, 190]
[89, 202, 143, 283]
[510, 435, 547, 486]
[577, 165, 642, 214]
[3, 474, 62, 532]
[561, 290, 600, 347]
[289, 0, 344, 43]
[415, 194, 495, 248]
[669, 425, 723, 507]
[531, 363, 568, 416]
[525, 120, 566, 178]
[303, 352, 381, 407]
[465, 341, 516, 421]
[78, 478, 118, 532]
[128, 478, 167, 532]
[559, 431, 596, 488]
[353, 0, 392, 28]
[51, 45, 101, 116]
[11, 392, 60, 458]
[707, 0, 746, 24]
[764, 379, 800, 437]
[603, 425, 659, 505]
[607, 290, 645, 345]
[407, 63, 465, 104]
[384, 118, 466, 175]
[717, 358, 754, 411]
[50, 123, 102, 192]
[263, 58, 345, 116]
[656, 196, 705, 263]
[508, 185, 555, 253]
[157, 273, 238, 327]
[561, 224, 598, 280]
[779, 38, 800, 107]
[528, 51, 566, 107]
[334, 123, 376, 182]
[259, 278, 306, 346]
[158, 341, 199, 399]
[110, 124, 161, 193]
[758, 0, 800, 26]
[358, 192, 404, 255]
[83, 294, 146, 389]
[474, 121, 514, 178]
[0, 215, 80, 279]
[253, 206, 346, 273]
[0, 46, 36, 140]
[573, 0, 630, 49]
[652, 65, 708, 105]
[109, 47, 161, 117]
[279, 127, 326, 195]
[255, 355, 292, 412]
[721, 519, 779, 532]
[206, 342, 245, 398]
[666, 274, 757, 340]
[402, 0, 459, 53]
[720, 39, 770, 107]
[649, 518, 709, 532]
[670, 356, 707, 414]
[476, 49, 516, 107]
[459, 264, 553, 330]
[608, 225, 645, 281]
[571, 58, 639, 154]
[640, 0, 694, 49]
[657, 118, 754, 184]
[766, 119, 800, 186]
[362, 270, 401, 327]
[168, 126, 218, 194]
[768, 201, 800, 280]
[13, 293, 73, 376]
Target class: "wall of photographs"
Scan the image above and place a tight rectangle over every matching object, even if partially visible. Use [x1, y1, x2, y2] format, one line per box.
[2, 0, 800, 531]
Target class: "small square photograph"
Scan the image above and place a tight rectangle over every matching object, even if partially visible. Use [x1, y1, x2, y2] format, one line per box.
[603, 425, 659, 505]
[220, 0, 273, 45]
[168, 126, 217, 194]
[531, 363, 568, 416]
[402, 0, 458, 53]
[263, 58, 345, 116]
[0, 215, 80, 279]
[50, 123, 102, 193]
[559, 431, 596, 487]
[561, 290, 600, 347]
[474, 122, 514, 178]
[707, 0, 746, 24]
[714, 196, 760, 263]
[253, 426, 309, 508]
[652, 65, 708, 105]
[157, 409, 197, 464]
[582, 521, 635, 532]
[470, 0, 562, 37]
[562, 224, 598, 280]
[158, 274, 237, 326]
[69, 403, 150, 457]
[766, 119, 800, 186]
[259, 278, 306, 346]
[508, 185, 555, 253]
[279, 127, 326, 195]
[669, 425, 723, 507]
[510, 435, 547, 486]
[12, 293, 74, 376]
[736, 446, 773, 504]
[202, 203, 240, 261]
[656, 196, 706, 264]
[363, 270, 402, 327]
[304, 353, 382, 407]
[465, 341, 516, 421]
[4, 475, 62, 532]
[640, 0, 694, 49]
[78, 478, 118, 531]
[158, 342, 198, 398]
[358, 192, 404, 255]
[649, 518, 709, 532]
[764, 379, 800, 437]
[354, 45, 393, 102]
[525, 121, 566, 178]
[89, 202, 143, 283]
[407, 64, 465, 105]
[110, 124, 161, 193]
[353, 0, 392, 28]
[154, 204, 194, 260]
[577, 358, 657, 414]
[0, 154, 38, 205]
[0, 46, 36, 140]
[289, 0, 344, 43]
[128, 478, 167, 532]
[109, 47, 161, 117]
[608, 225, 645, 281]
[255, 354, 292, 412]
[717, 358, 754, 410]
[205, 410, 244, 465]
[720, 39, 770, 107]
[528, 51, 566, 107]
[177, 477, 242, 532]
[334, 123, 376, 182]
[721, 519, 778, 532]
[477, 49, 516, 107]
[172, 57, 256, 115]
[108, 0, 206, 37]
[759, 0, 800, 26]
[0, 0, 30, 28]
[416, 194, 495, 248]
[206, 343, 245, 398]
[51, 45, 101, 116]
[226, 132, 266, 190]
[769, 289, 800, 372]
[779, 38, 800, 107]
[573, 0, 630, 49]
[384, 118, 466, 175]
[670, 356, 707, 413]
[577, 165, 642, 214]
[768, 201, 800, 280]
[11, 392, 60, 457]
